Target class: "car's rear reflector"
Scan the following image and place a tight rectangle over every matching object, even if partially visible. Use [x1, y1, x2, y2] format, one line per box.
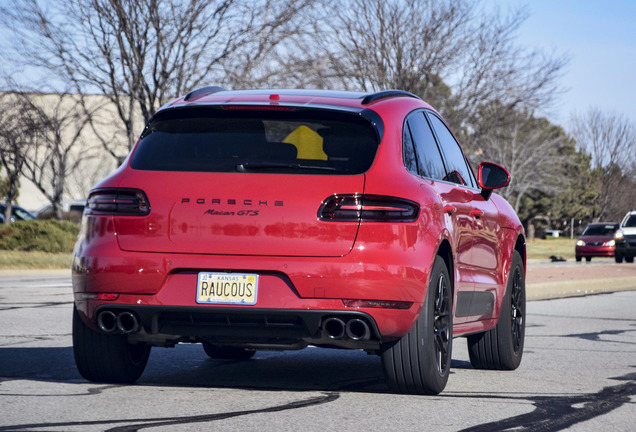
[86, 189, 151, 216]
[342, 299, 414, 309]
[318, 194, 419, 222]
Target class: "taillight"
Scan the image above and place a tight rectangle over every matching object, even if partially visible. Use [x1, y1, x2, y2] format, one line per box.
[318, 194, 419, 222]
[86, 188, 151, 215]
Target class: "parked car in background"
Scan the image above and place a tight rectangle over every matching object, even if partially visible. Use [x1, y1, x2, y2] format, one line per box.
[0, 203, 36, 223]
[72, 87, 526, 395]
[36, 199, 86, 223]
[615, 210, 636, 263]
[575, 223, 619, 262]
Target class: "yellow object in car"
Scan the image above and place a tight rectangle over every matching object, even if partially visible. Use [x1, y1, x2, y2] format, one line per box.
[283, 125, 328, 160]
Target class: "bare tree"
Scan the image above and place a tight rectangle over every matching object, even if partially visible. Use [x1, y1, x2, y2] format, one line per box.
[315, 0, 567, 144]
[1, 0, 318, 159]
[571, 109, 636, 220]
[15, 92, 101, 219]
[478, 111, 572, 214]
[0, 94, 38, 224]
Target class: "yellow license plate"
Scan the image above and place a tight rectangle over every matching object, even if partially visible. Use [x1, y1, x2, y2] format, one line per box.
[196, 272, 258, 305]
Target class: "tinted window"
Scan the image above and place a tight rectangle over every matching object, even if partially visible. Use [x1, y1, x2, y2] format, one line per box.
[582, 224, 618, 236]
[406, 112, 446, 180]
[402, 121, 418, 173]
[131, 108, 379, 175]
[426, 113, 476, 187]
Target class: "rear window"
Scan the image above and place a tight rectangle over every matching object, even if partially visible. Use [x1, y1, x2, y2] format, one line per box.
[130, 108, 379, 174]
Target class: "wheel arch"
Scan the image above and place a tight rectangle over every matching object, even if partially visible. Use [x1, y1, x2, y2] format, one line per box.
[436, 238, 454, 296]
[514, 233, 527, 275]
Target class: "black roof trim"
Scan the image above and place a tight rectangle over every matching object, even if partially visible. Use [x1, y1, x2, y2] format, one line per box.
[184, 86, 226, 101]
[361, 90, 420, 105]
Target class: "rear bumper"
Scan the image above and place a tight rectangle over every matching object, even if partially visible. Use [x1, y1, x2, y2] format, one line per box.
[87, 303, 385, 350]
[73, 244, 431, 345]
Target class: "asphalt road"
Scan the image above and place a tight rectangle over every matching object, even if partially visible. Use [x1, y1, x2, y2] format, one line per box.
[0, 270, 635, 431]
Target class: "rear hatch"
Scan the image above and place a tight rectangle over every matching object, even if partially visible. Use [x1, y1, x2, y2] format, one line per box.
[112, 106, 380, 257]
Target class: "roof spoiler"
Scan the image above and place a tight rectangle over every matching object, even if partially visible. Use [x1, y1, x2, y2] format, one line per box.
[184, 86, 226, 102]
[361, 90, 420, 105]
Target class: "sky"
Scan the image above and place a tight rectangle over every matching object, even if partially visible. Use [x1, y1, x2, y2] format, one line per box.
[499, 0, 636, 129]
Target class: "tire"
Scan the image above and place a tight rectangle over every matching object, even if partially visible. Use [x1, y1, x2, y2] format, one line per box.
[468, 250, 525, 370]
[575, 255, 582, 262]
[202, 342, 255, 360]
[382, 256, 452, 395]
[585, 256, 592, 262]
[615, 254, 624, 263]
[73, 305, 150, 383]
[626, 256, 635, 263]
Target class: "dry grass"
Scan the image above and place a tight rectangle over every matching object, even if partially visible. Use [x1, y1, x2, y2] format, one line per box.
[0, 250, 73, 270]
[526, 238, 576, 260]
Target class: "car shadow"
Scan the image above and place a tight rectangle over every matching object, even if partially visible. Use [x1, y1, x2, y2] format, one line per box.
[0, 346, 82, 383]
[0, 344, 475, 393]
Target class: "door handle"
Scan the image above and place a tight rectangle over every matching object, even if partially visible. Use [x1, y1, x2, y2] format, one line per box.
[443, 205, 456, 215]
[470, 208, 484, 218]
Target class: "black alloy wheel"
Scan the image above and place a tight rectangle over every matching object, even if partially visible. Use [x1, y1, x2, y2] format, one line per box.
[382, 256, 453, 395]
[509, 263, 525, 356]
[433, 270, 452, 376]
[468, 250, 525, 370]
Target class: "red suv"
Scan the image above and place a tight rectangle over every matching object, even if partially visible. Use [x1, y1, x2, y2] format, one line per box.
[72, 88, 526, 395]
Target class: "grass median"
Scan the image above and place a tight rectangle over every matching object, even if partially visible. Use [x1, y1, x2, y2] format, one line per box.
[526, 237, 576, 260]
[0, 250, 73, 270]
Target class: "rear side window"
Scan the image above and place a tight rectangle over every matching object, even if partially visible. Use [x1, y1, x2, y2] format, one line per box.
[130, 108, 379, 175]
[404, 112, 447, 181]
[426, 113, 476, 188]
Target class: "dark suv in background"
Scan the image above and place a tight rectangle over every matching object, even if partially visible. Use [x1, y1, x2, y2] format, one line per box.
[615, 210, 636, 263]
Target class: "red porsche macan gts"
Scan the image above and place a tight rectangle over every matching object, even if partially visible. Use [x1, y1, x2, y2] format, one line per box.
[72, 88, 526, 394]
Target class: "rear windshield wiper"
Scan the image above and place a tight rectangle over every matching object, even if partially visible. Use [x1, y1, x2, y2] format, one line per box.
[236, 162, 337, 172]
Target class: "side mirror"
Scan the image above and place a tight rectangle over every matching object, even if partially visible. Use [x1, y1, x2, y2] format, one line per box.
[478, 162, 510, 200]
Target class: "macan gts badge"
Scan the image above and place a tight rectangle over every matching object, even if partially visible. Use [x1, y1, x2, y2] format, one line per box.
[72, 87, 526, 395]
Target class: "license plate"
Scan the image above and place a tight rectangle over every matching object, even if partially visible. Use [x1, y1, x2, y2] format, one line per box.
[196, 272, 258, 305]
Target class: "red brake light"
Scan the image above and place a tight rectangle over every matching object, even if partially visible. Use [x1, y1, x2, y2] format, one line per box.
[86, 188, 150, 215]
[318, 194, 419, 222]
[221, 105, 295, 111]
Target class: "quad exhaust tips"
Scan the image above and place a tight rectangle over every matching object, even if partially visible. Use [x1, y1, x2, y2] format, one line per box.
[97, 310, 139, 334]
[322, 317, 371, 341]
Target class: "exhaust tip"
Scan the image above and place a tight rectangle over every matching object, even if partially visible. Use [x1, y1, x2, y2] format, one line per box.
[97, 310, 118, 333]
[117, 312, 139, 334]
[345, 318, 371, 341]
[323, 317, 346, 340]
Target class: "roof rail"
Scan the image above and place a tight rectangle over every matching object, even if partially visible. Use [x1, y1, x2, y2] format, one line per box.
[361, 90, 420, 105]
[184, 86, 226, 101]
